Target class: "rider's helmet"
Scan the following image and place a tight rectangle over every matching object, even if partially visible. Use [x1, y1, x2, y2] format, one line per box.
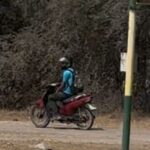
[59, 57, 70, 70]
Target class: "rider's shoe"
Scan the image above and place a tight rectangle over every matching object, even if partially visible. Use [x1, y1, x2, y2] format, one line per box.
[52, 113, 62, 120]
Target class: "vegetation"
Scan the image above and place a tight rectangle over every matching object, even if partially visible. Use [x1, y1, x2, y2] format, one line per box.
[0, 0, 149, 112]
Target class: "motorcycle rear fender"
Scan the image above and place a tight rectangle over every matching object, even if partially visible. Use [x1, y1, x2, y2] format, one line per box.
[59, 96, 92, 116]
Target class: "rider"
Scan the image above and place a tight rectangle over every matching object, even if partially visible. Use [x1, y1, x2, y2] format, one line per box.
[46, 56, 75, 117]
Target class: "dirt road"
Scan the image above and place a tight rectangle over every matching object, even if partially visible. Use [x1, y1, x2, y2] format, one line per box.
[0, 121, 150, 146]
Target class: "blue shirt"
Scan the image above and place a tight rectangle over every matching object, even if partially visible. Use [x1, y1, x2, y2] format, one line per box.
[62, 68, 74, 95]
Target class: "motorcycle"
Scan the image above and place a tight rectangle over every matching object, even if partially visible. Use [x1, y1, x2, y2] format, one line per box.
[30, 83, 97, 130]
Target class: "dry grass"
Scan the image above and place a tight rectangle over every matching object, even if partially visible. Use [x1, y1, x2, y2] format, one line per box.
[95, 112, 150, 129]
[0, 110, 149, 129]
[0, 110, 29, 121]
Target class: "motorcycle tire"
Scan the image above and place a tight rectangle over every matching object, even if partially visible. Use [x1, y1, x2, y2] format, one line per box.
[76, 107, 94, 130]
[30, 105, 50, 128]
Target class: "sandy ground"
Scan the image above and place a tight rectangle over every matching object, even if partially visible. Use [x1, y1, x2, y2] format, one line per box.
[0, 110, 149, 150]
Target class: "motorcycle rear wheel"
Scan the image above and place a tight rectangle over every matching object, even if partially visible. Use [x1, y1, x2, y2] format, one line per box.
[30, 105, 50, 128]
[76, 107, 94, 130]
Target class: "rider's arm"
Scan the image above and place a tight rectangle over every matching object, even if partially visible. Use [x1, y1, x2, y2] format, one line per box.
[56, 82, 64, 93]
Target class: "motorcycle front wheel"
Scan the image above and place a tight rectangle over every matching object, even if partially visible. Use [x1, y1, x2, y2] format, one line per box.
[30, 105, 50, 128]
[76, 107, 94, 130]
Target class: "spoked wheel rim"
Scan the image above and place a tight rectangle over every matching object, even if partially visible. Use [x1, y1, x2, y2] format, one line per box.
[30, 106, 50, 128]
[76, 107, 94, 130]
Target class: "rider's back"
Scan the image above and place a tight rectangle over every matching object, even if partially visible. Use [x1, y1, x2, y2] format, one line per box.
[63, 68, 75, 96]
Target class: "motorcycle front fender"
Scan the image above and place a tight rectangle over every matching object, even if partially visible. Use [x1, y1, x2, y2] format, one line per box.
[85, 103, 97, 111]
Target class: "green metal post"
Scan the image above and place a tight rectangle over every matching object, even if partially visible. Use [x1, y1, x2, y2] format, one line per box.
[122, 0, 136, 150]
[130, 0, 136, 9]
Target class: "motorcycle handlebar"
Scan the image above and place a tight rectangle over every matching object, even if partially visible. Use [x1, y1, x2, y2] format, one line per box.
[45, 82, 60, 88]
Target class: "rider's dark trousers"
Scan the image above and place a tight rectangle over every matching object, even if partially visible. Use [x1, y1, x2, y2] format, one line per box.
[46, 92, 67, 115]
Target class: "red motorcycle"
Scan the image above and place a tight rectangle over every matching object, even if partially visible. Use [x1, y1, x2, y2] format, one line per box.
[30, 83, 96, 130]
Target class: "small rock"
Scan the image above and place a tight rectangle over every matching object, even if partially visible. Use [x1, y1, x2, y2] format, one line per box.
[13, 118, 18, 121]
[34, 142, 50, 150]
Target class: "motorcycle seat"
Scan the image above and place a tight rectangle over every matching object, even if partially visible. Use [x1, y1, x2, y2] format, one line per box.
[63, 96, 76, 104]
[63, 94, 86, 104]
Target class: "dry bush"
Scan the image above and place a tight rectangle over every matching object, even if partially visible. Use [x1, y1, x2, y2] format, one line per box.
[0, 0, 149, 112]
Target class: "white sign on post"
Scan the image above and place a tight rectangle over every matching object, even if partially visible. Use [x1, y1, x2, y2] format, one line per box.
[120, 52, 137, 73]
[120, 52, 127, 72]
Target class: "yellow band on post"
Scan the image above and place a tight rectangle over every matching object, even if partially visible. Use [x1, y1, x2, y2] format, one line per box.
[124, 10, 136, 97]
[125, 80, 133, 96]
